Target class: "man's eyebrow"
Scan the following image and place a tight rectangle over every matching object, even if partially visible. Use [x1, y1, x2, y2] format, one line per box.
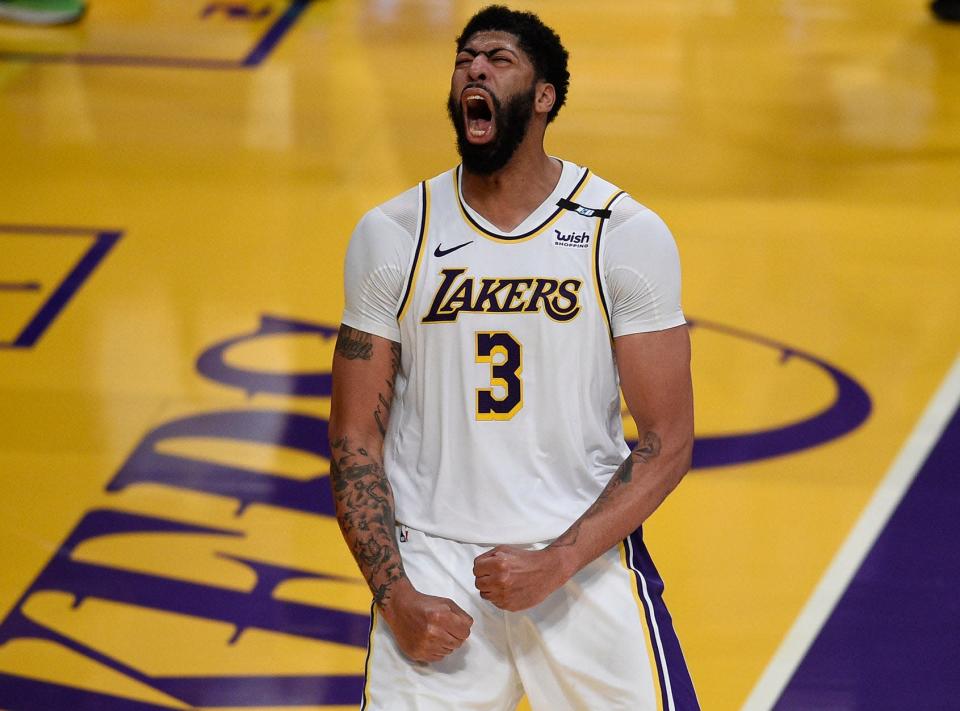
[458, 46, 520, 59]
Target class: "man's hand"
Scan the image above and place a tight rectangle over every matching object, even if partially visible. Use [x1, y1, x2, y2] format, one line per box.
[473, 546, 571, 612]
[380, 580, 474, 663]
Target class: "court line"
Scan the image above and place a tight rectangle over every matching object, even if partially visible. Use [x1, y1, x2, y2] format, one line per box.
[0, 0, 310, 70]
[740, 353, 960, 711]
[0, 223, 118, 234]
[0, 226, 122, 348]
[0, 281, 40, 291]
[242, 0, 310, 67]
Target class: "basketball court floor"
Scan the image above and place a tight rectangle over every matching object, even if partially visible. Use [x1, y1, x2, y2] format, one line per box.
[1, 1, 958, 708]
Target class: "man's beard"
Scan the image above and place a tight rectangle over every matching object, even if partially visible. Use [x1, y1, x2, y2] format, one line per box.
[447, 83, 536, 176]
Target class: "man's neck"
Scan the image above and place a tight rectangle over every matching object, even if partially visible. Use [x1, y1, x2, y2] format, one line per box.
[460, 143, 563, 233]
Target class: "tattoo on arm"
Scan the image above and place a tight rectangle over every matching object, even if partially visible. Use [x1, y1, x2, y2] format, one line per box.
[373, 342, 402, 437]
[330, 436, 406, 606]
[551, 431, 662, 549]
[335, 325, 373, 361]
[632, 430, 661, 465]
[330, 333, 405, 607]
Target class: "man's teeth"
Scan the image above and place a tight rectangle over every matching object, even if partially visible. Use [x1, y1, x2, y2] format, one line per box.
[465, 95, 491, 137]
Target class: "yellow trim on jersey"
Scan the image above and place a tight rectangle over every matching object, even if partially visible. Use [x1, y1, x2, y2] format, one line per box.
[591, 189, 627, 337]
[618, 540, 665, 711]
[397, 181, 431, 323]
[453, 166, 592, 244]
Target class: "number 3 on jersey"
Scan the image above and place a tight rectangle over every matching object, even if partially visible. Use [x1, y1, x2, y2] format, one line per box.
[475, 331, 523, 420]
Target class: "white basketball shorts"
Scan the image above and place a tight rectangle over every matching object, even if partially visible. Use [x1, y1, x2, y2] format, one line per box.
[359, 525, 699, 710]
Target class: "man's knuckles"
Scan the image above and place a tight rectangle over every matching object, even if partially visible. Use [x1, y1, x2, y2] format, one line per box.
[475, 555, 510, 574]
[486, 557, 508, 573]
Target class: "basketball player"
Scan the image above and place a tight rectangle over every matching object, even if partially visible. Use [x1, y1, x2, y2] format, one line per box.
[329, 6, 699, 709]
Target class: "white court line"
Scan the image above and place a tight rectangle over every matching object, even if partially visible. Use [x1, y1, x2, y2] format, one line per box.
[741, 354, 960, 711]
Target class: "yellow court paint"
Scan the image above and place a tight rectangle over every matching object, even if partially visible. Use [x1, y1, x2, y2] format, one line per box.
[1, 1, 958, 709]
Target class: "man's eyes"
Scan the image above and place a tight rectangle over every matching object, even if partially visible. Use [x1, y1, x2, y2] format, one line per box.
[454, 52, 514, 66]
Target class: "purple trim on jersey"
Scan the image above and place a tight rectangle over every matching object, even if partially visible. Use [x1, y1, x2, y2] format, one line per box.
[626, 528, 701, 711]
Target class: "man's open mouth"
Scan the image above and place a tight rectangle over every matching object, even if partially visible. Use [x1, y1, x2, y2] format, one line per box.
[462, 89, 495, 142]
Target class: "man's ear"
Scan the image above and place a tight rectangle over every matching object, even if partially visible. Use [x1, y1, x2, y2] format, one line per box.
[535, 82, 556, 117]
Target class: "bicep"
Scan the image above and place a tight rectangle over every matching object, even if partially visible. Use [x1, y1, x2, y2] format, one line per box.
[614, 325, 693, 444]
[330, 325, 401, 444]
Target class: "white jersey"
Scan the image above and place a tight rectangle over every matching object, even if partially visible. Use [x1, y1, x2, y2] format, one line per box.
[341, 160, 685, 544]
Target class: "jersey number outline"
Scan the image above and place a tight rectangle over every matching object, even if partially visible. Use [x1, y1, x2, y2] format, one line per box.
[475, 331, 523, 420]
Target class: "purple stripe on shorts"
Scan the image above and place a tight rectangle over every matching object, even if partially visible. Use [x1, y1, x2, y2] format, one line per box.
[627, 528, 701, 711]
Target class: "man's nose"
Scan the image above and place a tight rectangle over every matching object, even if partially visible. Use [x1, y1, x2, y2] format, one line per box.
[467, 55, 488, 81]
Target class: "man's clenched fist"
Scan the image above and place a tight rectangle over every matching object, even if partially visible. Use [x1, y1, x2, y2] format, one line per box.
[473, 545, 571, 612]
[380, 579, 473, 663]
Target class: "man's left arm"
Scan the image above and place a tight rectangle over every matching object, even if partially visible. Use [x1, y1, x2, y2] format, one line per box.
[473, 324, 693, 611]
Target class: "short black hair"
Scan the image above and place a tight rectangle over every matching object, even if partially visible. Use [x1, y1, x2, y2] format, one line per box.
[455, 5, 570, 123]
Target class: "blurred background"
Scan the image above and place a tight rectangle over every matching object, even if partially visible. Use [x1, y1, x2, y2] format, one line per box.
[1, 1, 958, 709]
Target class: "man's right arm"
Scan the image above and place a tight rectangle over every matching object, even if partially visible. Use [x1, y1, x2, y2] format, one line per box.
[328, 324, 473, 663]
[328, 325, 405, 606]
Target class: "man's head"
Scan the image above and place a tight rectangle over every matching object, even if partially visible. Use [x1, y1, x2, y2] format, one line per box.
[447, 5, 570, 175]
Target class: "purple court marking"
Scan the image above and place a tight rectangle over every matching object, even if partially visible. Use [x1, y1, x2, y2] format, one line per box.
[0, 675, 174, 711]
[0, 281, 41, 291]
[196, 314, 338, 397]
[0, 224, 122, 349]
[0, 673, 364, 709]
[0, 0, 310, 70]
[626, 319, 872, 469]
[0, 456, 368, 707]
[774, 400, 960, 710]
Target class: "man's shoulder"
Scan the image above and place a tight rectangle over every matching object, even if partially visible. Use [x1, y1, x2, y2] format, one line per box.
[566, 167, 646, 224]
[580, 167, 619, 194]
[363, 167, 456, 238]
[361, 184, 422, 241]
[573, 169, 667, 237]
[376, 166, 457, 209]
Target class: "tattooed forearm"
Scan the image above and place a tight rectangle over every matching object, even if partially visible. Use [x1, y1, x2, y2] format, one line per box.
[596, 431, 662, 508]
[329, 334, 405, 608]
[335, 325, 374, 361]
[330, 434, 406, 607]
[633, 430, 661, 465]
[552, 520, 582, 548]
[550, 431, 662, 549]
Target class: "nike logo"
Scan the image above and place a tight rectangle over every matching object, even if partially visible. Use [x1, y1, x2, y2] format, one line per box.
[433, 240, 473, 258]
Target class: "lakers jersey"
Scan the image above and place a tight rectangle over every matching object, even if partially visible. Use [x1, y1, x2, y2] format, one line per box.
[341, 160, 685, 544]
